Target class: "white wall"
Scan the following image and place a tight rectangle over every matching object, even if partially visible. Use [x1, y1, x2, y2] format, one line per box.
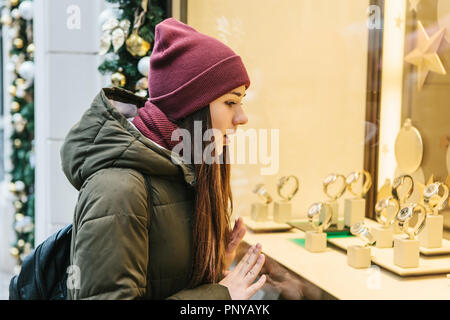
[34, 0, 107, 245]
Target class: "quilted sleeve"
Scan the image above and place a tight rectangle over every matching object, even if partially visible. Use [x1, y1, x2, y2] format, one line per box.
[68, 168, 149, 300]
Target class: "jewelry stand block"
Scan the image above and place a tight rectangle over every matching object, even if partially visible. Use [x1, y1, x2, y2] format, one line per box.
[319, 200, 339, 225]
[250, 203, 269, 222]
[419, 215, 443, 249]
[347, 245, 371, 269]
[344, 198, 365, 227]
[273, 201, 292, 223]
[394, 238, 420, 268]
[372, 226, 394, 248]
[305, 231, 327, 253]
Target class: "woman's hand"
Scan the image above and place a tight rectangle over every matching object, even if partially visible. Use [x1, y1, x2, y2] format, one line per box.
[223, 217, 246, 271]
[219, 243, 266, 300]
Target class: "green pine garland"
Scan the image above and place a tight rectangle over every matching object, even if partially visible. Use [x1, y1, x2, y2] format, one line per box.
[0, 0, 35, 266]
[98, 0, 167, 94]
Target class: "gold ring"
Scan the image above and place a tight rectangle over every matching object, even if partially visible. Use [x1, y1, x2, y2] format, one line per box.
[346, 170, 372, 199]
[307, 202, 332, 233]
[423, 182, 449, 214]
[375, 196, 400, 227]
[396, 203, 426, 240]
[323, 173, 346, 201]
[277, 175, 299, 201]
[392, 175, 414, 204]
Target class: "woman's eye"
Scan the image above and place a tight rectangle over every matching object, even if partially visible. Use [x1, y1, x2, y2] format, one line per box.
[225, 101, 236, 106]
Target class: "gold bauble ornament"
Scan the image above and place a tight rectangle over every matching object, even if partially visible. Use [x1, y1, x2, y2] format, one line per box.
[1, 15, 12, 26]
[10, 0, 20, 7]
[14, 138, 22, 148]
[17, 239, 25, 247]
[26, 43, 34, 55]
[9, 182, 17, 193]
[15, 78, 25, 86]
[13, 38, 24, 49]
[126, 33, 151, 57]
[136, 77, 148, 90]
[11, 101, 20, 113]
[8, 85, 17, 96]
[10, 247, 19, 258]
[14, 200, 23, 210]
[15, 213, 24, 221]
[111, 72, 126, 87]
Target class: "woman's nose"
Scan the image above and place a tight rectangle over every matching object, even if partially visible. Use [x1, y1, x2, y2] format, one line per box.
[233, 105, 248, 126]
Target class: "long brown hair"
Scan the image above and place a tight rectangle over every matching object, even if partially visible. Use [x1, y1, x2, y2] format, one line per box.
[174, 105, 233, 288]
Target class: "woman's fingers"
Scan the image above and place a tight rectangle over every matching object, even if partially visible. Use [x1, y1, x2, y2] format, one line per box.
[234, 245, 254, 273]
[245, 253, 265, 283]
[246, 274, 267, 299]
[239, 245, 262, 276]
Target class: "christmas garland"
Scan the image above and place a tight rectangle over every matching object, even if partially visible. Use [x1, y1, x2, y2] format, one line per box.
[98, 0, 166, 96]
[0, 0, 35, 266]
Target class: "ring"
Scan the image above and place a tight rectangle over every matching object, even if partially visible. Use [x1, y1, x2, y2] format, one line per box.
[323, 173, 346, 201]
[277, 175, 299, 201]
[248, 270, 254, 276]
[307, 202, 332, 233]
[350, 222, 376, 246]
[346, 170, 372, 199]
[396, 203, 426, 240]
[392, 175, 414, 204]
[423, 182, 449, 214]
[375, 196, 400, 227]
[253, 183, 273, 205]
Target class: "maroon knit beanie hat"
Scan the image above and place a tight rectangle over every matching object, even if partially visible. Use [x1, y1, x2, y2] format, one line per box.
[147, 18, 251, 122]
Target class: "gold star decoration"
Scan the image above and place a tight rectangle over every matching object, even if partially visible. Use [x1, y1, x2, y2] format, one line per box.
[395, 16, 404, 29]
[404, 21, 447, 90]
[409, 0, 421, 12]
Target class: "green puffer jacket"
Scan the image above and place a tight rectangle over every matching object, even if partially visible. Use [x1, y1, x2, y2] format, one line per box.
[60, 87, 231, 300]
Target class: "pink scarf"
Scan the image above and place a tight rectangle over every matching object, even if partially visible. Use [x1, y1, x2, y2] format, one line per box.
[132, 100, 181, 150]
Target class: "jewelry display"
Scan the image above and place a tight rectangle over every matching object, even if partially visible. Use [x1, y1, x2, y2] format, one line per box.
[344, 170, 372, 227]
[320, 173, 346, 225]
[250, 183, 272, 222]
[423, 182, 449, 213]
[392, 174, 414, 205]
[419, 182, 449, 248]
[394, 203, 426, 268]
[373, 196, 400, 248]
[305, 202, 332, 253]
[347, 222, 374, 268]
[273, 175, 299, 223]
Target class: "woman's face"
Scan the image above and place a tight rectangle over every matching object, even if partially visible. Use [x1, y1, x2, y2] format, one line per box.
[209, 84, 248, 156]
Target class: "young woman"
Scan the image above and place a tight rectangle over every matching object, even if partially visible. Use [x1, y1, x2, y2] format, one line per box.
[61, 18, 266, 300]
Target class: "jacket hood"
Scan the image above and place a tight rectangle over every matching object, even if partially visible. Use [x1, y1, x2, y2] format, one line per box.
[60, 87, 196, 191]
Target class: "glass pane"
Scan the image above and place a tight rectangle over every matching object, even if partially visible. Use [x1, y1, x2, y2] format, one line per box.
[188, 0, 371, 218]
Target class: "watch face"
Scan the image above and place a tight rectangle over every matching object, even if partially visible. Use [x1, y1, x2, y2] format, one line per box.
[350, 222, 365, 235]
[424, 183, 439, 199]
[398, 207, 411, 221]
[308, 202, 322, 218]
